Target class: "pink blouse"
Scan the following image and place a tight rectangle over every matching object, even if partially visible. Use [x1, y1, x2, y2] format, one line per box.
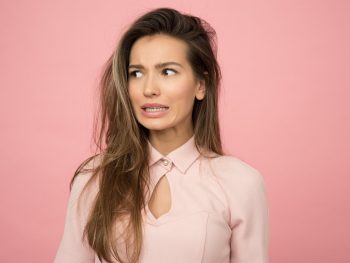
[54, 135, 269, 262]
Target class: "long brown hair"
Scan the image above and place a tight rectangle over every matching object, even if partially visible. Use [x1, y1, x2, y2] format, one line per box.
[71, 7, 223, 263]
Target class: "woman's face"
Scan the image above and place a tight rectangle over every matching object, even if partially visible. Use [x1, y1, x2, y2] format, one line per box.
[127, 34, 205, 138]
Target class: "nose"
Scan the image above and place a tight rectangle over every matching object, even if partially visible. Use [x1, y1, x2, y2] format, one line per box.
[143, 72, 160, 97]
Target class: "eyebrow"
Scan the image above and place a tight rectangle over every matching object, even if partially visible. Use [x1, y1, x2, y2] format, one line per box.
[128, 62, 183, 70]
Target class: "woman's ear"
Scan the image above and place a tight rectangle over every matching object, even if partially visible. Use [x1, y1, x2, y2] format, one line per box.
[195, 72, 208, 100]
[195, 79, 206, 100]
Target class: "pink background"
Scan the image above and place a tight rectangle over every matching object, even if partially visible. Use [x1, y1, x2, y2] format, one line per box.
[1, 0, 349, 262]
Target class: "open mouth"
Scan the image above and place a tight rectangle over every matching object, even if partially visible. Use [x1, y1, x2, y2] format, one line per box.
[142, 106, 169, 112]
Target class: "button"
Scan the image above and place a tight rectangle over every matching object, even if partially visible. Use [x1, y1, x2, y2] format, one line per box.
[162, 158, 169, 166]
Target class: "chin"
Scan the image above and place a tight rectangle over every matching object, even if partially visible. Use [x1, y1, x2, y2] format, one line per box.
[139, 121, 172, 131]
[143, 124, 170, 131]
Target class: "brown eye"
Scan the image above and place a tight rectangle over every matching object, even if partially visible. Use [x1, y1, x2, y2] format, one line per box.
[162, 68, 177, 76]
[129, 70, 143, 78]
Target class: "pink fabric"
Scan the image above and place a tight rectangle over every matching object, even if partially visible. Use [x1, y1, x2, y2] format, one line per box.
[55, 135, 269, 262]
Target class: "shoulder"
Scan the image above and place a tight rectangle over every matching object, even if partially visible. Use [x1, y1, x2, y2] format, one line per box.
[206, 154, 268, 227]
[203, 154, 267, 203]
[70, 154, 102, 198]
[207, 154, 264, 186]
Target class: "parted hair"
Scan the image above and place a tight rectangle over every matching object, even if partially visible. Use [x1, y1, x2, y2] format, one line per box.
[71, 7, 223, 263]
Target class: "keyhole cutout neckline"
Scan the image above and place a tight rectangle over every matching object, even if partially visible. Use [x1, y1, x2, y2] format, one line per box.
[147, 173, 172, 221]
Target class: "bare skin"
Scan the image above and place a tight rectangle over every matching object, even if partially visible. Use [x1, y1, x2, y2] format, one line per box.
[127, 34, 206, 219]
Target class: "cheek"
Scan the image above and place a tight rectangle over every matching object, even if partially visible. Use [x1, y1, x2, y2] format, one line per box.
[168, 83, 196, 110]
[128, 85, 140, 105]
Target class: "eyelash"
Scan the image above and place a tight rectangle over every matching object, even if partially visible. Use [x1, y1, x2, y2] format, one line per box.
[128, 68, 177, 78]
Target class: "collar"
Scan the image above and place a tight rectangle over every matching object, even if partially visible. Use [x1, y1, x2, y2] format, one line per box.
[147, 135, 201, 174]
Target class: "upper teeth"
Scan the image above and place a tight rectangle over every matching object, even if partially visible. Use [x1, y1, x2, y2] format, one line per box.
[145, 107, 168, 112]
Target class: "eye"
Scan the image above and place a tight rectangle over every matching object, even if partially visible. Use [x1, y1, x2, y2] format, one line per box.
[128, 70, 143, 78]
[162, 68, 177, 76]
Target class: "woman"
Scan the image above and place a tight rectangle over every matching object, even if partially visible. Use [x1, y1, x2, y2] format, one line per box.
[55, 7, 269, 263]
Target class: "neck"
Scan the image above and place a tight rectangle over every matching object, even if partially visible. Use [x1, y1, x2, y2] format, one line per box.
[148, 129, 194, 156]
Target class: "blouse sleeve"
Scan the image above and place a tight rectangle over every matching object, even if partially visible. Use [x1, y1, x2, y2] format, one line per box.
[54, 172, 96, 263]
[229, 170, 270, 263]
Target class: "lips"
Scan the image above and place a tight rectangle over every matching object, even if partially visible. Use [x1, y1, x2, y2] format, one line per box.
[141, 103, 169, 109]
[140, 103, 170, 118]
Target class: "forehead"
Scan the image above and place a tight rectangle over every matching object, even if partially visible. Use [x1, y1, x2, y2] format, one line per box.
[129, 34, 189, 65]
